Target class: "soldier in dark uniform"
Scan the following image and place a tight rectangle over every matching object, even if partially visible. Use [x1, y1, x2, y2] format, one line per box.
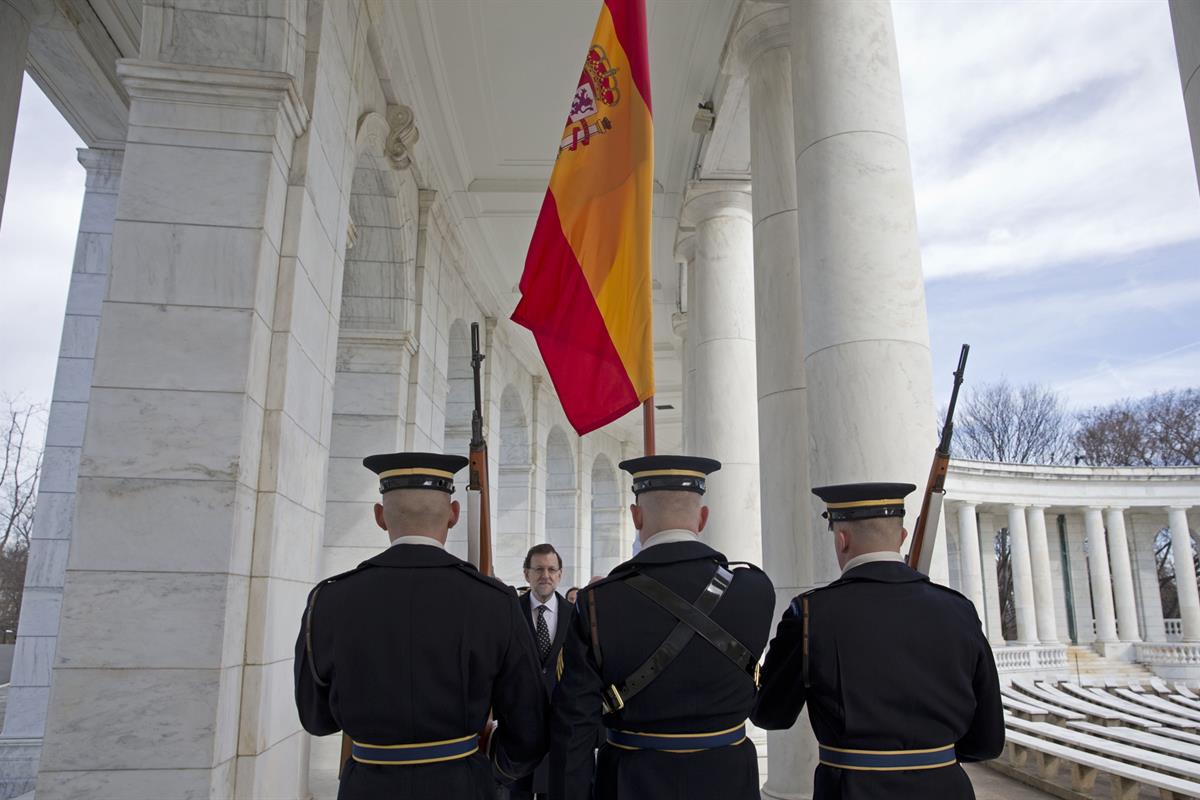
[550, 455, 776, 800]
[295, 452, 547, 800]
[751, 482, 1005, 799]
[512, 543, 573, 800]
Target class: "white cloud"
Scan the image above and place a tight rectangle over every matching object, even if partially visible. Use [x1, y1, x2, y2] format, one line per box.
[1053, 341, 1200, 407]
[893, 0, 1200, 280]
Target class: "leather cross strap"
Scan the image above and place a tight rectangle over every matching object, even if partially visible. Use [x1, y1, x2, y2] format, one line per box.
[612, 564, 734, 709]
[624, 568, 759, 689]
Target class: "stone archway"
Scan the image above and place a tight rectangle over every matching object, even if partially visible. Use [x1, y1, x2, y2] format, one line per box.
[591, 454, 623, 578]
[496, 385, 532, 585]
[545, 427, 578, 587]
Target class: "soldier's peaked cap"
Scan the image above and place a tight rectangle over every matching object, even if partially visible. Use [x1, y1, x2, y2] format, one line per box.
[812, 482, 916, 522]
[363, 452, 468, 495]
[618, 455, 721, 496]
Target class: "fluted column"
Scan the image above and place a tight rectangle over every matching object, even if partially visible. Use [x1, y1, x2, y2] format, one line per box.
[1007, 505, 1038, 644]
[788, 0, 937, 544]
[0, 0, 32, 227]
[955, 503, 987, 626]
[1170, 1, 1200, 198]
[1105, 507, 1141, 642]
[1084, 507, 1119, 643]
[1169, 506, 1200, 641]
[734, 6, 820, 797]
[674, 230, 697, 455]
[1025, 505, 1059, 644]
[682, 183, 762, 564]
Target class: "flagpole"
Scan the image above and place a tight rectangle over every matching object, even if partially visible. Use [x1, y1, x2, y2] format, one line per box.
[642, 397, 655, 457]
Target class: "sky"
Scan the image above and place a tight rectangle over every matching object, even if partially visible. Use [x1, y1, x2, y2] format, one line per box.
[0, 1, 1197, 417]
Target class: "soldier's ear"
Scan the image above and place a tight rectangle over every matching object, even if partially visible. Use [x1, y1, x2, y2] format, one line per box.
[448, 499, 461, 529]
[898, 527, 908, 547]
[834, 528, 849, 553]
[697, 505, 710, 533]
[630, 503, 643, 531]
[374, 502, 387, 532]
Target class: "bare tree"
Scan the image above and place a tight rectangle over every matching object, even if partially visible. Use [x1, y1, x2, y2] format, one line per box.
[944, 380, 1075, 465]
[1076, 389, 1200, 467]
[1, 399, 42, 553]
[994, 528, 1015, 641]
[1153, 527, 1200, 624]
[0, 398, 44, 635]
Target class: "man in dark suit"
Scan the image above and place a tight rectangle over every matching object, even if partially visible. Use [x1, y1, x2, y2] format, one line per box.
[512, 543, 572, 800]
[295, 452, 547, 799]
[550, 455, 776, 800]
[752, 482, 1005, 799]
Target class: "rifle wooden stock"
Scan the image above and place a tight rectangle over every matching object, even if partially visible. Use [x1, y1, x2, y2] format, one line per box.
[469, 445, 492, 576]
[906, 452, 949, 570]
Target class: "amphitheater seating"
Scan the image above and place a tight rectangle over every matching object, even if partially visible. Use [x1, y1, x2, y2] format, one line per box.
[1001, 678, 1200, 798]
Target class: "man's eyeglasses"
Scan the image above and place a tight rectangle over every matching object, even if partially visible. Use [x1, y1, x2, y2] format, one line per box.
[526, 566, 561, 576]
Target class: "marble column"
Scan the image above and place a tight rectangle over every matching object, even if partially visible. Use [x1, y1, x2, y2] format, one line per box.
[670, 309, 689, 453]
[955, 503, 987, 627]
[0, 0, 32, 227]
[1025, 505, 1059, 644]
[0, 147, 122, 798]
[788, 0, 939, 561]
[674, 231, 697, 456]
[1169, 506, 1200, 641]
[1105, 507, 1141, 642]
[35, 2, 334, 791]
[1007, 505, 1038, 645]
[1170, 1, 1200, 198]
[735, 7, 820, 797]
[1084, 508, 1119, 643]
[682, 183, 762, 565]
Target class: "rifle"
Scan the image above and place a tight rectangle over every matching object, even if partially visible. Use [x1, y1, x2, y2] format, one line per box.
[906, 344, 970, 574]
[467, 322, 493, 576]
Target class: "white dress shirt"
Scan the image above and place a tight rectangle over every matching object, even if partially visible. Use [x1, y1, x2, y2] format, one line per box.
[841, 550, 905, 574]
[388, 535, 445, 549]
[641, 528, 700, 549]
[530, 592, 559, 643]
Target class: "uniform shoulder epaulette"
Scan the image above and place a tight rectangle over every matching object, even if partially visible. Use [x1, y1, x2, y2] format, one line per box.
[452, 562, 517, 596]
[726, 560, 765, 574]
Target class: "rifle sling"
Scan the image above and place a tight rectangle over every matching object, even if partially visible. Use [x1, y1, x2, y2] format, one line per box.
[611, 564, 734, 708]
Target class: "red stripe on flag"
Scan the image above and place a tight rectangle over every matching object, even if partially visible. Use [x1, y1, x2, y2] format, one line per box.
[512, 192, 640, 435]
[604, 0, 652, 115]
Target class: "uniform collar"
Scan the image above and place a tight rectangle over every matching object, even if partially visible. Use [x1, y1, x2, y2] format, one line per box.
[389, 534, 445, 549]
[837, 559, 927, 585]
[841, 550, 904, 574]
[641, 528, 700, 549]
[361, 542, 464, 569]
[626, 538, 726, 567]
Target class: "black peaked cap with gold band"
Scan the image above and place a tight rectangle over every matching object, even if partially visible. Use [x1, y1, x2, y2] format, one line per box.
[812, 482, 917, 522]
[363, 452, 469, 495]
[618, 455, 721, 496]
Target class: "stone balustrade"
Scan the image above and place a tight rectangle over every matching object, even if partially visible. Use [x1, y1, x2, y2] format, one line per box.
[993, 645, 1069, 673]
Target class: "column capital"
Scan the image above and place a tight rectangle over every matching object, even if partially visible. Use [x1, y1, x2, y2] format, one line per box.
[116, 59, 309, 140]
[1027, 503, 1051, 511]
[76, 148, 124, 192]
[948, 499, 978, 511]
[1007, 502, 1030, 511]
[726, 3, 790, 78]
[1170, 505, 1194, 512]
[681, 180, 753, 227]
[1105, 505, 1130, 513]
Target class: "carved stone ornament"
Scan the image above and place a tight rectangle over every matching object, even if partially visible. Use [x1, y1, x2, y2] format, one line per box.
[385, 104, 420, 170]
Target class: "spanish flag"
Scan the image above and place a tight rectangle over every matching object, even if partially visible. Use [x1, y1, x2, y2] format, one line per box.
[511, 0, 654, 436]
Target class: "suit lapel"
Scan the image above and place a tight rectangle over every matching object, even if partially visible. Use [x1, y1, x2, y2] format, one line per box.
[519, 591, 536, 640]
[549, 592, 571, 658]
